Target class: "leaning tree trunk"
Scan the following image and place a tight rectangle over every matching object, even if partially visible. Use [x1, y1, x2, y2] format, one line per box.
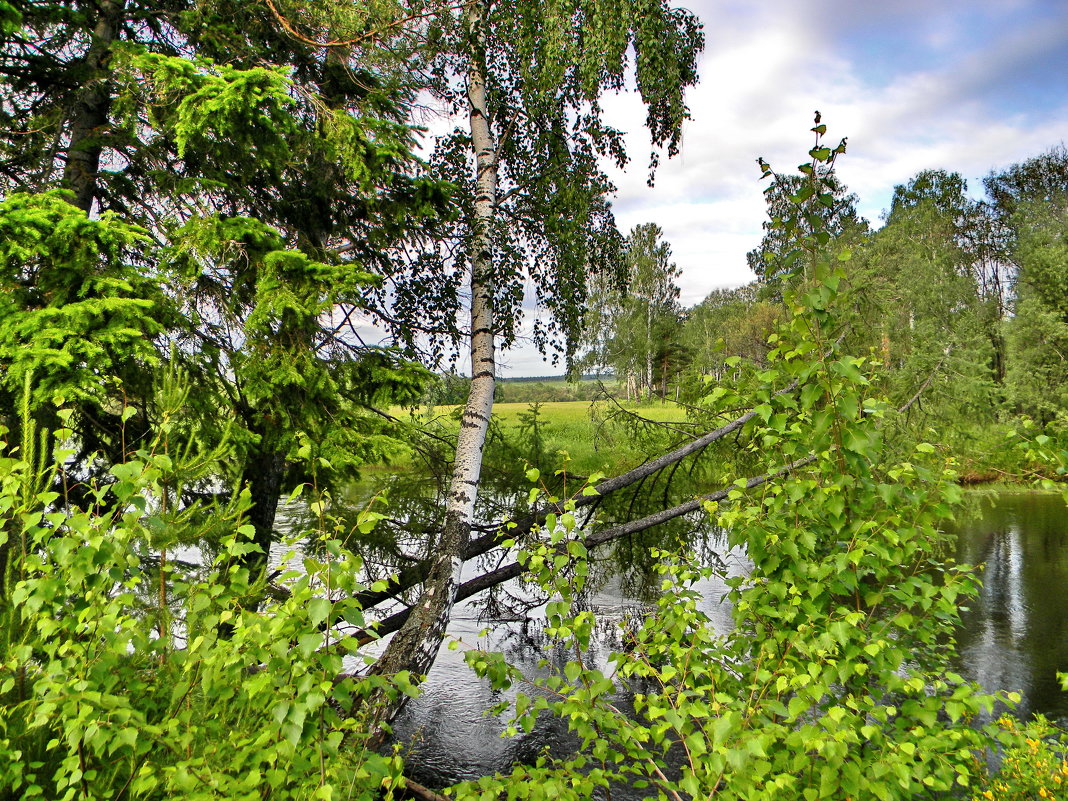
[64, 0, 124, 214]
[366, 0, 498, 724]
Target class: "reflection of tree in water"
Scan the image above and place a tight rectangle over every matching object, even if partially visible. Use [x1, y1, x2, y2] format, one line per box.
[392, 605, 672, 793]
[952, 492, 1068, 722]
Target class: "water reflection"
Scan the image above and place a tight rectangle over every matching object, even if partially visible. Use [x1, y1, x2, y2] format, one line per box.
[392, 491, 1068, 789]
[390, 535, 749, 790]
[953, 491, 1068, 723]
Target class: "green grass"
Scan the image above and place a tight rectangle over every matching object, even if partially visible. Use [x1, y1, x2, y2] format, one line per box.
[494, 376, 611, 404]
[387, 399, 693, 477]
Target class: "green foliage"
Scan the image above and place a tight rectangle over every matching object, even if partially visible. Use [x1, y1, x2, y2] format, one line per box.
[162, 211, 429, 493]
[983, 144, 1068, 222]
[888, 168, 972, 225]
[0, 1, 449, 567]
[448, 119, 1008, 801]
[0, 0, 19, 35]
[680, 282, 783, 391]
[747, 154, 867, 289]
[0, 425, 410, 800]
[1006, 292, 1068, 424]
[486, 400, 687, 479]
[0, 191, 160, 412]
[1014, 202, 1068, 315]
[1005, 200, 1068, 424]
[852, 181, 999, 433]
[495, 378, 603, 405]
[458, 284, 1007, 800]
[114, 48, 298, 170]
[971, 717, 1068, 801]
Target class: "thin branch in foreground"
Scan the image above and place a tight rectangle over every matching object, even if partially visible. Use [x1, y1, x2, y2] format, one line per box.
[398, 777, 450, 801]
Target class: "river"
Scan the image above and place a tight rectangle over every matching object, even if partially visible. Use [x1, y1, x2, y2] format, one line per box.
[954, 490, 1068, 722]
[384, 489, 1068, 790]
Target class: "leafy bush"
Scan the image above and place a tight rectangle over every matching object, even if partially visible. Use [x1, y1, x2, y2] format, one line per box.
[973, 717, 1068, 801]
[0, 423, 410, 800]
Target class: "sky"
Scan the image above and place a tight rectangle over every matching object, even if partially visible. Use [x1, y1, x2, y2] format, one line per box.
[415, 0, 1068, 377]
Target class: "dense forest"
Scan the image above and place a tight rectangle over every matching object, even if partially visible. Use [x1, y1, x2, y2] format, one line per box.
[566, 146, 1068, 474]
[1, 0, 1068, 799]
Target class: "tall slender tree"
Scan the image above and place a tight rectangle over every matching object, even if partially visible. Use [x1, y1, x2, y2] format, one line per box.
[989, 148, 1068, 421]
[578, 223, 684, 399]
[363, 0, 704, 707]
[886, 169, 1009, 386]
[851, 179, 996, 429]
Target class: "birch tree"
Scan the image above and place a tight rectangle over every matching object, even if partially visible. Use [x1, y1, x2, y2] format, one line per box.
[626, 223, 683, 399]
[366, 0, 704, 702]
[576, 223, 683, 399]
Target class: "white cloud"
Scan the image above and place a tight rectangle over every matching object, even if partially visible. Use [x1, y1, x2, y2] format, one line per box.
[411, 0, 1068, 376]
[592, 0, 1068, 307]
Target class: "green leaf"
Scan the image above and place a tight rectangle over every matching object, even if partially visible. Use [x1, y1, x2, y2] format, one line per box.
[308, 597, 331, 627]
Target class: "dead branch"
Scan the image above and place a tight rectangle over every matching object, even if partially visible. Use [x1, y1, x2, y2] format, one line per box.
[398, 777, 450, 801]
[898, 349, 952, 416]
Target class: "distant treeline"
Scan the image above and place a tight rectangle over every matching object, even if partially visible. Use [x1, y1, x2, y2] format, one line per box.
[500, 373, 613, 383]
[424, 373, 616, 405]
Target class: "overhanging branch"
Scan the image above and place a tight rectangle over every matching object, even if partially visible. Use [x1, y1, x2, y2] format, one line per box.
[356, 454, 815, 644]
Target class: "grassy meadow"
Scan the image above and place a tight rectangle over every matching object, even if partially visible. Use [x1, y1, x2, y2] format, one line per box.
[388, 398, 694, 477]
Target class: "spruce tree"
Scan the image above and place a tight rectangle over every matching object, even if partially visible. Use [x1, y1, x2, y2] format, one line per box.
[0, 0, 448, 570]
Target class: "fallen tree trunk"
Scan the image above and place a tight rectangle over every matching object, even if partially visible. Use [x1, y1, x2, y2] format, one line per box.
[352, 385, 798, 613]
[354, 454, 816, 645]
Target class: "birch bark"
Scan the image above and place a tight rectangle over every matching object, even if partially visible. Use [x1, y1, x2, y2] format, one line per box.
[367, 0, 497, 712]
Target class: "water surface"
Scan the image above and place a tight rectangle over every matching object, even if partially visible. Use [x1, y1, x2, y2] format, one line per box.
[388, 490, 1068, 789]
[954, 490, 1068, 723]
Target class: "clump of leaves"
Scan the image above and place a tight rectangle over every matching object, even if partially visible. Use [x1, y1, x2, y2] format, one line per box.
[0, 418, 413, 800]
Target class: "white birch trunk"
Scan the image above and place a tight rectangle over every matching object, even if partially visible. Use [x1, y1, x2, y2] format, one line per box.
[367, 0, 498, 721]
[645, 301, 653, 402]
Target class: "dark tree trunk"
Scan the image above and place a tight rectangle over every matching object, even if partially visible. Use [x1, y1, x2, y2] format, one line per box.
[63, 0, 124, 214]
[239, 446, 286, 576]
[989, 330, 1006, 385]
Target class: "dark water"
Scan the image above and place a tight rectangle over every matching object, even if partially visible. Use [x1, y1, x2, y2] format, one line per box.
[953, 491, 1068, 724]
[389, 491, 1068, 789]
